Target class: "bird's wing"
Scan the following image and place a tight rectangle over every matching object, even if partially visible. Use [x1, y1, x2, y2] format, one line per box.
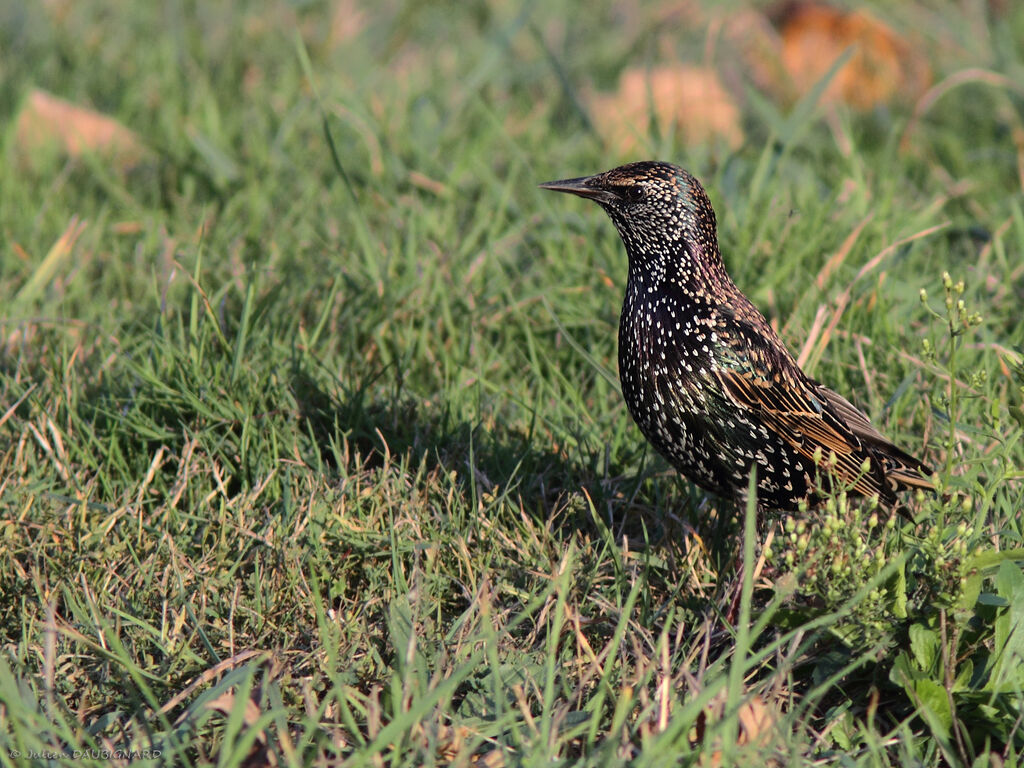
[713, 362, 893, 501]
[816, 386, 935, 492]
[812, 386, 890, 444]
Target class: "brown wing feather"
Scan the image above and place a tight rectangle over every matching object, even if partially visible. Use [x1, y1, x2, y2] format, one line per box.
[708, 302, 932, 505]
[715, 366, 899, 502]
[814, 386, 935, 493]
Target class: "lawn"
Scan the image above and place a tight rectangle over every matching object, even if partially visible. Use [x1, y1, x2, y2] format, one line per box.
[2, 1, 1023, 765]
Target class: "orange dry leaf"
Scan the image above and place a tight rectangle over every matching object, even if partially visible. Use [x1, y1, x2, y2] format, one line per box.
[589, 64, 744, 156]
[694, 691, 781, 766]
[776, 2, 930, 109]
[14, 89, 148, 170]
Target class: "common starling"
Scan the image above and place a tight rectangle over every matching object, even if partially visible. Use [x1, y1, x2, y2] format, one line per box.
[540, 161, 933, 511]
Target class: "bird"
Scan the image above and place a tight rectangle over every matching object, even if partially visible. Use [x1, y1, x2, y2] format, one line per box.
[540, 161, 933, 512]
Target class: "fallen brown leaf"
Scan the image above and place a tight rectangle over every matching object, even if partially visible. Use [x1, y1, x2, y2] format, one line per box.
[589, 64, 744, 156]
[694, 690, 782, 766]
[206, 690, 263, 726]
[206, 689, 277, 768]
[776, 2, 931, 109]
[14, 89, 149, 170]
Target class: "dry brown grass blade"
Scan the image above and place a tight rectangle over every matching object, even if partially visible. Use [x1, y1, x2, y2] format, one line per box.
[806, 220, 950, 373]
[27, 420, 72, 485]
[159, 650, 269, 718]
[0, 384, 36, 431]
[794, 304, 828, 370]
[815, 213, 875, 290]
[15, 216, 88, 307]
[791, 213, 872, 368]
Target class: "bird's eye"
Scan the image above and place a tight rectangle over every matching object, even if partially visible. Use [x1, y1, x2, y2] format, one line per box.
[615, 184, 646, 205]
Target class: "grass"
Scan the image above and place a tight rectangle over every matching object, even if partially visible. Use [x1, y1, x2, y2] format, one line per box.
[1, 0, 1024, 765]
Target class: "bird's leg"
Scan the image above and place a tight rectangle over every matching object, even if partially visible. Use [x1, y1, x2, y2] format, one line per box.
[722, 504, 772, 628]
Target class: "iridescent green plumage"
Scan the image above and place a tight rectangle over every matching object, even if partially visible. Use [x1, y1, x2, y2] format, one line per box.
[541, 161, 933, 510]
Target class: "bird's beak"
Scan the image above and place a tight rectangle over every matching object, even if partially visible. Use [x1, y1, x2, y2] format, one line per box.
[539, 175, 621, 205]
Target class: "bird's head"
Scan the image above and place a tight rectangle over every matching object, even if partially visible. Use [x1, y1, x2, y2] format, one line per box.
[540, 161, 720, 273]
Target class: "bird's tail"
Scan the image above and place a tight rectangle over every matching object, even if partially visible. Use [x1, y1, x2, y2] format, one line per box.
[879, 446, 935, 494]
